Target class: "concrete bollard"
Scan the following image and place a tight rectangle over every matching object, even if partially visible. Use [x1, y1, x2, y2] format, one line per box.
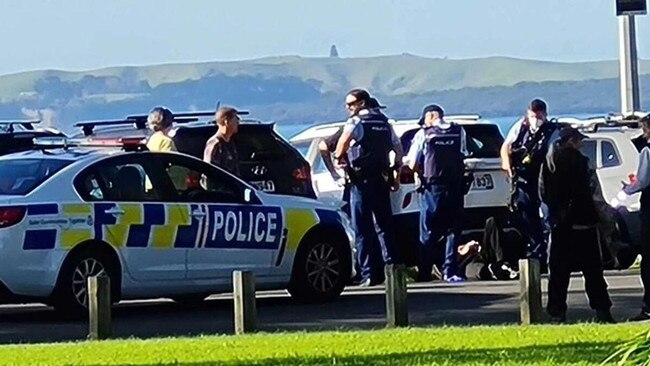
[518, 259, 543, 325]
[88, 275, 112, 340]
[233, 270, 257, 334]
[385, 264, 408, 327]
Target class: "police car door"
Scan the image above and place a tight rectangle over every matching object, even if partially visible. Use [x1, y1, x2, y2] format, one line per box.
[155, 154, 279, 280]
[76, 155, 188, 281]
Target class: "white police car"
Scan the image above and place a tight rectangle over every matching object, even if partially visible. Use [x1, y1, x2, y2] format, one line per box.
[0, 137, 354, 313]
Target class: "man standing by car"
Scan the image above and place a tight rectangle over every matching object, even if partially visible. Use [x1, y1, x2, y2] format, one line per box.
[335, 90, 403, 286]
[147, 107, 176, 152]
[406, 104, 467, 283]
[621, 113, 650, 321]
[500, 99, 558, 272]
[318, 97, 388, 215]
[540, 127, 615, 323]
[204, 107, 241, 176]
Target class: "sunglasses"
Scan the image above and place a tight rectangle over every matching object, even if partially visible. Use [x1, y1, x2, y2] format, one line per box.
[345, 100, 359, 107]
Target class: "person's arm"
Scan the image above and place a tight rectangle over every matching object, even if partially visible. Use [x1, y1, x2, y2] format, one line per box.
[203, 137, 217, 163]
[389, 125, 403, 168]
[405, 130, 425, 171]
[500, 121, 521, 177]
[460, 127, 469, 157]
[159, 137, 175, 152]
[334, 120, 356, 165]
[624, 147, 650, 194]
[318, 138, 341, 181]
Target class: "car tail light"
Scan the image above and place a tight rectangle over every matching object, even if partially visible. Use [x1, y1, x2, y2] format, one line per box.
[0, 206, 26, 228]
[629, 174, 638, 184]
[293, 166, 311, 181]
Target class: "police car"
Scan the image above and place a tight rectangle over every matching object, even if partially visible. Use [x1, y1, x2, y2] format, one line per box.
[291, 116, 511, 245]
[0, 137, 354, 313]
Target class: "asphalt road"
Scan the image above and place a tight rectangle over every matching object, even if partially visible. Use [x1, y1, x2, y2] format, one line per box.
[0, 270, 646, 344]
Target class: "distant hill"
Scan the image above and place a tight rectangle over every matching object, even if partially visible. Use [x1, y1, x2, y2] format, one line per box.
[0, 55, 648, 131]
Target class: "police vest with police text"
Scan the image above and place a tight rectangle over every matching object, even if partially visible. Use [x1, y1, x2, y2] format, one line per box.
[349, 112, 393, 174]
[422, 123, 465, 185]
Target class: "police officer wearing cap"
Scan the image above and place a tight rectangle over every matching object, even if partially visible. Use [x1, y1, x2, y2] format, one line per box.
[620, 113, 650, 321]
[405, 104, 468, 283]
[335, 89, 403, 286]
[500, 99, 558, 272]
[540, 127, 614, 323]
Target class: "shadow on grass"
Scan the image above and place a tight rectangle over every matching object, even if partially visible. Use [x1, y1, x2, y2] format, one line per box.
[129, 341, 620, 366]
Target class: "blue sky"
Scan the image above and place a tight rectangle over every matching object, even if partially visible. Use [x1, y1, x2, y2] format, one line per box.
[0, 0, 647, 75]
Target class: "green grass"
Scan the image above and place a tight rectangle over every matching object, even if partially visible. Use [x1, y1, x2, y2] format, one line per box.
[0, 324, 648, 366]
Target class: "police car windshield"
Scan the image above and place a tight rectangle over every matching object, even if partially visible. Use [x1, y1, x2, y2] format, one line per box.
[0, 159, 72, 195]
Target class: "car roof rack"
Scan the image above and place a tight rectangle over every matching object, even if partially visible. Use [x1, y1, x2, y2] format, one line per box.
[556, 111, 648, 133]
[33, 136, 147, 152]
[0, 119, 41, 133]
[75, 110, 252, 136]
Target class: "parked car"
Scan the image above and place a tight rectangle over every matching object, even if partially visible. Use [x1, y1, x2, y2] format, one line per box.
[0, 119, 65, 156]
[71, 111, 316, 199]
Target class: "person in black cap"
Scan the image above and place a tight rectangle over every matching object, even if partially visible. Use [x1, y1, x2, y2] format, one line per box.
[500, 98, 558, 273]
[539, 126, 614, 323]
[334, 90, 403, 286]
[405, 104, 468, 283]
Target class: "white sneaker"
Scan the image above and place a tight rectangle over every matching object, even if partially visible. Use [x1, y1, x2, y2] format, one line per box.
[443, 275, 464, 283]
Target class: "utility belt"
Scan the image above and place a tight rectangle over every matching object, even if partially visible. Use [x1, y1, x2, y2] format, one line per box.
[417, 176, 468, 194]
[345, 165, 392, 186]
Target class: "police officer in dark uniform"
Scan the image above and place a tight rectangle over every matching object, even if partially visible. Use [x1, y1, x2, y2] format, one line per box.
[540, 127, 615, 323]
[500, 99, 558, 272]
[405, 104, 468, 282]
[335, 89, 403, 286]
[621, 113, 650, 321]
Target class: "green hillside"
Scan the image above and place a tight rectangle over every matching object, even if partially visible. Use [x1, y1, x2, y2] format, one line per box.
[0, 55, 648, 128]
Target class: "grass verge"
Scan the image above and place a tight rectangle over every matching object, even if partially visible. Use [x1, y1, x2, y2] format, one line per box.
[0, 323, 648, 366]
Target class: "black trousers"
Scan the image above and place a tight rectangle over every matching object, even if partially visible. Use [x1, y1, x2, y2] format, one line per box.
[464, 217, 504, 280]
[547, 225, 612, 316]
[640, 211, 650, 312]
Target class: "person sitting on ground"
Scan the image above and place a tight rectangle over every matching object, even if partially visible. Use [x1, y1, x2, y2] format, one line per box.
[146, 106, 176, 152]
[457, 217, 519, 281]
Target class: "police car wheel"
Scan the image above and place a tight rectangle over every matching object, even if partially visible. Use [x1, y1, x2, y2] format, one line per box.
[288, 236, 349, 303]
[53, 249, 117, 315]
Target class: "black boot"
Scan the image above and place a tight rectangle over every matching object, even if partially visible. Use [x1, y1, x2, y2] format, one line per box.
[595, 309, 616, 324]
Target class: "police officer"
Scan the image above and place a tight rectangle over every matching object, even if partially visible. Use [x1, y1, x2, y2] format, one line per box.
[334, 89, 403, 286]
[621, 113, 650, 321]
[539, 127, 614, 323]
[500, 99, 558, 272]
[318, 98, 387, 216]
[406, 104, 468, 283]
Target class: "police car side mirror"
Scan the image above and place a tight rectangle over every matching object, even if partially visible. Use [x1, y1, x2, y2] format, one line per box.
[244, 188, 252, 203]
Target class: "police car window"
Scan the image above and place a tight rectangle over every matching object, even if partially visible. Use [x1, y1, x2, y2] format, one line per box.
[79, 162, 163, 202]
[580, 140, 597, 167]
[601, 140, 621, 168]
[158, 155, 244, 204]
[0, 158, 72, 195]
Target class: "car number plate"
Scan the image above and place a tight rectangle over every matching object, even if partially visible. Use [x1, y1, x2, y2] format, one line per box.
[471, 174, 494, 190]
[251, 180, 276, 192]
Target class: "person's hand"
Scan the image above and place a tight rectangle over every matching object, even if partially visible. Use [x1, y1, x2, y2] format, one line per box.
[501, 162, 513, 178]
[335, 177, 347, 187]
[334, 159, 347, 170]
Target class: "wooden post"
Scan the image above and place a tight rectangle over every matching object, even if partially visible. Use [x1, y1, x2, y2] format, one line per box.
[88, 275, 112, 340]
[233, 270, 257, 334]
[519, 259, 543, 325]
[385, 264, 408, 327]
